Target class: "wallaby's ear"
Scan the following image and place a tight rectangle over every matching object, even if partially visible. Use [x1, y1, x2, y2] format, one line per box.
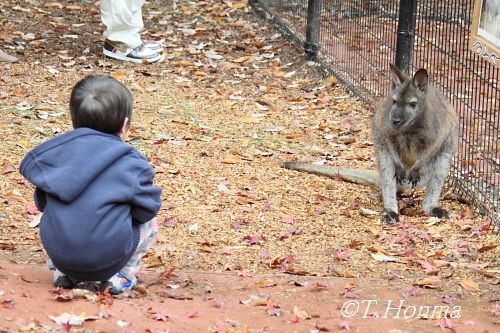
[412, 68, 429, 92]
[389, 64, 409, 88]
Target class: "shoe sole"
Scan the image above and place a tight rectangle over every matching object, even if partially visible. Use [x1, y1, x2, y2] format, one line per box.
[109, 282, 136, 295]
[103, 48, 161, 64]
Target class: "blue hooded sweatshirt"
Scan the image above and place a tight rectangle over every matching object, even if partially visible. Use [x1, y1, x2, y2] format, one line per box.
[20, 128, 162, 281]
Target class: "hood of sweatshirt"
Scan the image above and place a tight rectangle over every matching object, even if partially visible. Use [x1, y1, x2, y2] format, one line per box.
[20, 127, 133, 203]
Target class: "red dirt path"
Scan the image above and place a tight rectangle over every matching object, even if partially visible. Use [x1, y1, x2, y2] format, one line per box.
[0, 261, 496, 332]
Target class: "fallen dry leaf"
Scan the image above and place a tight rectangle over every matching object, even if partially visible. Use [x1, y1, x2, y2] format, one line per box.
[370, 252, 400, 263]
[222, 154, 240, 164]
[232, 2, 247, 9]
[292, 306, 310, 320]
[460, 278, 481, 292]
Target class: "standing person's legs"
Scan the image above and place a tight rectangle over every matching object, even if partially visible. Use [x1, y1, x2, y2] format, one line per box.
[100, 0, 162, 63]
[100, 0, 145, 48]
[108, 218, 158, 294]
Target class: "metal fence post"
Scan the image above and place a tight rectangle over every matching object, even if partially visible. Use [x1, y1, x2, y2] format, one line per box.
[305, 0, 321, 59]
[395, 0, 417, 73]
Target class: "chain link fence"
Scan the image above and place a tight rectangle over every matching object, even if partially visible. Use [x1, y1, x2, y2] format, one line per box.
[250, 0, 499, 230]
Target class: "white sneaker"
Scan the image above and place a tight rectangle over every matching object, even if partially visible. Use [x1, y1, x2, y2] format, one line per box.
[145, 42, 164, 53]
[0, 49, 17, 63]
[103, 39, 161, 64]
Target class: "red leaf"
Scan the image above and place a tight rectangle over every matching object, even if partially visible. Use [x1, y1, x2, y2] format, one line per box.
[278, 227, 302, 240]
[387, 269, 404, 279]
[315, 321, 330, 331]
[442, 294, 454, 304]
[2, 162, 16, 174]
[458, 207, 474, 219]
[270, 254, 295, 271]
[435, 317, 454, 330]
[340, 288, 359, 299]
[266, 301, 280, 310]
[402, 286, 421, 298]
[54, 292, 74, 302]
[221, 247, 232, 255]
[159, 267, 178, 280]
[231, 219, 247, 230]
[469, 223, 489, 236]
[339, 318, 350, 330]
[96, 290, 114, 306]
[61, 322, 72, 333]
[394, 231, 411, 245]
[2, 299, 14, 309]
[186, 309, 198, 318]
[314, 209, 326, 216]
[308, 282, 328, 292]
[260, 202, 272, 212]
[26, 203, 40, 215]
[403, 247, 417, 256]
[98, 307, 112, 319]
[212, 299, 222, 308]
[237, 270, 253, 278]
[243, 234, 265, 245]
[334, 251, 350, 261]
[152, 311, 168, 321]
[260, 248, 270, 259]
[415, 259, 434, 273]
[162, 217, 177, 228]
[214, 320, 228, 333]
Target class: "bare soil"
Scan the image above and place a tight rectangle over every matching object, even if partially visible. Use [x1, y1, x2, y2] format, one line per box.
[0, 261, 496, 332]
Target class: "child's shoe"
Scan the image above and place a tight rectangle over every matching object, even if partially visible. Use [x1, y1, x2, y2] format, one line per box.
[53, 270, 76, 289]
[46, 258, 56, 271]
[108, 273, 136, 295]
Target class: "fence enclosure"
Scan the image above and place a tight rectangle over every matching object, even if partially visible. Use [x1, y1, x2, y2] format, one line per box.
[250, 0, 499, 229]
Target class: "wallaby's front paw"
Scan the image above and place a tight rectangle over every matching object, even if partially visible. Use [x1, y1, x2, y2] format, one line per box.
[394, 167, 406, 184]
[407, 168, 420, 187]
[431, 207, 449, 219]
[382, 210, 400, 224]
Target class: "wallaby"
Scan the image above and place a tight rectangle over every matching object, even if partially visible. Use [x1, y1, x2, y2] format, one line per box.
[283, 65, 459, 224]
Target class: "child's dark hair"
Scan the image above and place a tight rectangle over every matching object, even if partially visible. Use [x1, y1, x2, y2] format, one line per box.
[70, 75, 133, 134]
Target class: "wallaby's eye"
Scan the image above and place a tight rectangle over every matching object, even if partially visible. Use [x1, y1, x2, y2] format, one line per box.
[409, 102, 418, 108]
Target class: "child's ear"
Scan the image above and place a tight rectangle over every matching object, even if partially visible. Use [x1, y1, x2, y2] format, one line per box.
[121, 117, 130, 133]
[118, 117, 130, 140]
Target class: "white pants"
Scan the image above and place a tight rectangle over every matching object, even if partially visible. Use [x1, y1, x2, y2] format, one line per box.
[100, 0, 145, 48]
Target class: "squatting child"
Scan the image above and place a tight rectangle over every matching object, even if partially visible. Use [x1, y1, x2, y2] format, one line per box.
[20, 75, 162, 294]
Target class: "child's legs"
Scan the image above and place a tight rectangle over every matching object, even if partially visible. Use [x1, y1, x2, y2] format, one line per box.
[119, 218, 158, 283]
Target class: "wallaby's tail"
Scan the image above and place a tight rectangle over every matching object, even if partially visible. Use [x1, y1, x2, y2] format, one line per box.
[282, 161, 380, 189]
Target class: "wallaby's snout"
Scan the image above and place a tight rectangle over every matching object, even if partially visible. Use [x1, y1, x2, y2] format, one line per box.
[389, 103, 409, 129]
[392, 117, 403, 127]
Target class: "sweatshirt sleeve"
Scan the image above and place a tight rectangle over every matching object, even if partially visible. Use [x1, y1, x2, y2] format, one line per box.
[130, 167, 162, 224]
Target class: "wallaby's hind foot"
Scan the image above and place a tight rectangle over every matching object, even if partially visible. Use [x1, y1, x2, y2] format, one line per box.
[430, 207, 449, 219]
[383, 210, 400, 224]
